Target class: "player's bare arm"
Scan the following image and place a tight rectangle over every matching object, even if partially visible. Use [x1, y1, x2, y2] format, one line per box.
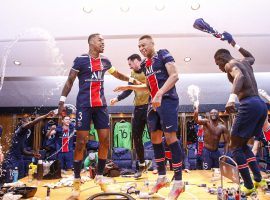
[23, 111, 54, 129]
[110, 69, 141, 85]
[58, 69, 77, 115]
[225, 64, 244, 113]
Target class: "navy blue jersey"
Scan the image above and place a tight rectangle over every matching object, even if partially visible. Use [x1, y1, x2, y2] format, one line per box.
[141, 49, 178, 100]
[5, 126, 29, 160]
[72, 54, 113, 107]
[55, 125, 75, 152]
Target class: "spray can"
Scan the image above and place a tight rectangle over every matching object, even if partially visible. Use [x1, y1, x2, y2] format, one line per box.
[12, 167, 18, 182]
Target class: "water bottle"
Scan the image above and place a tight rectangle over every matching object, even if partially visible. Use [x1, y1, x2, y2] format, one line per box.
[228, 192, 235, 200]
[13, 167, 18, 182]
[37, 160, 43, 181]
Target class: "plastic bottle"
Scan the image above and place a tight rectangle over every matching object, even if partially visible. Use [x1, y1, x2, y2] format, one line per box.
[37, 160, 43, 181]
[45, 187, 50, 200]
[228, 192, 235, 200]
[28, 162, 37, 182]
[13, 167, 18, 182]
[240, 192, 247, 200]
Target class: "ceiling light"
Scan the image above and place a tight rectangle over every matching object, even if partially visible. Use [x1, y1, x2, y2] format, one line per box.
[191, 1, 200, 10]
[184, 57, 191, 62]
[155, 3, 165, 11]
[82, 5, 93, 13]
[120, 4, 130, 12]
[13, 60, 21, 66]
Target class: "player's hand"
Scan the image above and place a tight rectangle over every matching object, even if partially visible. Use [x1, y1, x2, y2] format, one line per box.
[193, 100, 199, 110]
[221, 31, 234, 44]
[133, 79, 142, 85]
[33, 152, 41, 159]
[225, 101, 236, 114]
[152, 91, 163, 110]
[47, 111, 55, 117]
[114, 86, 130, 92]
[110, 98, 118, 106]
[58, 102, 66, 116]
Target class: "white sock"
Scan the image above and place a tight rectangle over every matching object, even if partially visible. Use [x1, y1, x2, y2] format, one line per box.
[158, 175, 166, 178]
[95, 175, 103, 179]
[173, 180, 183, 185]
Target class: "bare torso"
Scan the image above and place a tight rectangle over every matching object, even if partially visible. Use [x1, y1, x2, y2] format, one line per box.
[227, 58, 258, 100]
[203, 122, 226, 151]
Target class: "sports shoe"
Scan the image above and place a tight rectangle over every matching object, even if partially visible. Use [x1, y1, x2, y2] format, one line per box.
[134, 160, 152, 179]
[166, 181, 185, 200]
[253, 179, 267, 189]
[66, 178, 80, 200]
[240, 184, 256, 196]
[95, 175, 115, 192]
[149, 176, 170, 195]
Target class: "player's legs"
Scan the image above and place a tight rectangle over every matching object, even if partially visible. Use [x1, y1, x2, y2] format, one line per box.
[132, 106, 147, 164]
[212, 150, 221, 168]
[202, 148, 212, 170]
[133, 106, 151, 178]
[70, 107, 91, 198]
[66, 151, 74, 170]
[92, 107, 114, 188]
[230, 135, 255, 190]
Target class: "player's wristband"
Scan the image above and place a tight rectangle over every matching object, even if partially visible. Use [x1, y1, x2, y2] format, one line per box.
[128, 77, 135, 84]
[234, 44, 241, 51]
[59, 96, 66, 103]
[228, 93, 237, 103]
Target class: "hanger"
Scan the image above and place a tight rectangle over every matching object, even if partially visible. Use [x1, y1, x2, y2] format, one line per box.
[120, 119, 126, 123]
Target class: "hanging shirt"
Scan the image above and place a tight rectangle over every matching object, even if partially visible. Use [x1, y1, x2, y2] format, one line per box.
[142, 125, 151, 144]
[72, 54, 114, 108]
[197, 127, 204, 155]
[89, 124, 99, 141]
[113, 121, 132, 149]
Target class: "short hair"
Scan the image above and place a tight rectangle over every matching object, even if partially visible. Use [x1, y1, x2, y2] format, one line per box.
[88, 33, 100, 44]
[127, 54, 141, 61]
[210, 109, 218, 113]
[214, 49, 231, 58]
[139, 35, 153, 41]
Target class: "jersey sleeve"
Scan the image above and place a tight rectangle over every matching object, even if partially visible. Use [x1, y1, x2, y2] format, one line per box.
[71, 57, 81, 72]
[102, 57, 113, 71]
[159, 49, 175, 64]
[254, 132, 263, 141]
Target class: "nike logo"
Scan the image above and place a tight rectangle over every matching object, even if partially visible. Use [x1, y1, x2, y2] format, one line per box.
[166, 125, 173, 129]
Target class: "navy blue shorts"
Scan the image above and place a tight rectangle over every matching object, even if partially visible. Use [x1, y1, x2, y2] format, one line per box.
[58, 151, 74, 170]
[231, 96, 267, 139]
[202, 148, 220, 170]
[147, 98, 179, 132]
[76, 106, 110, 131]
